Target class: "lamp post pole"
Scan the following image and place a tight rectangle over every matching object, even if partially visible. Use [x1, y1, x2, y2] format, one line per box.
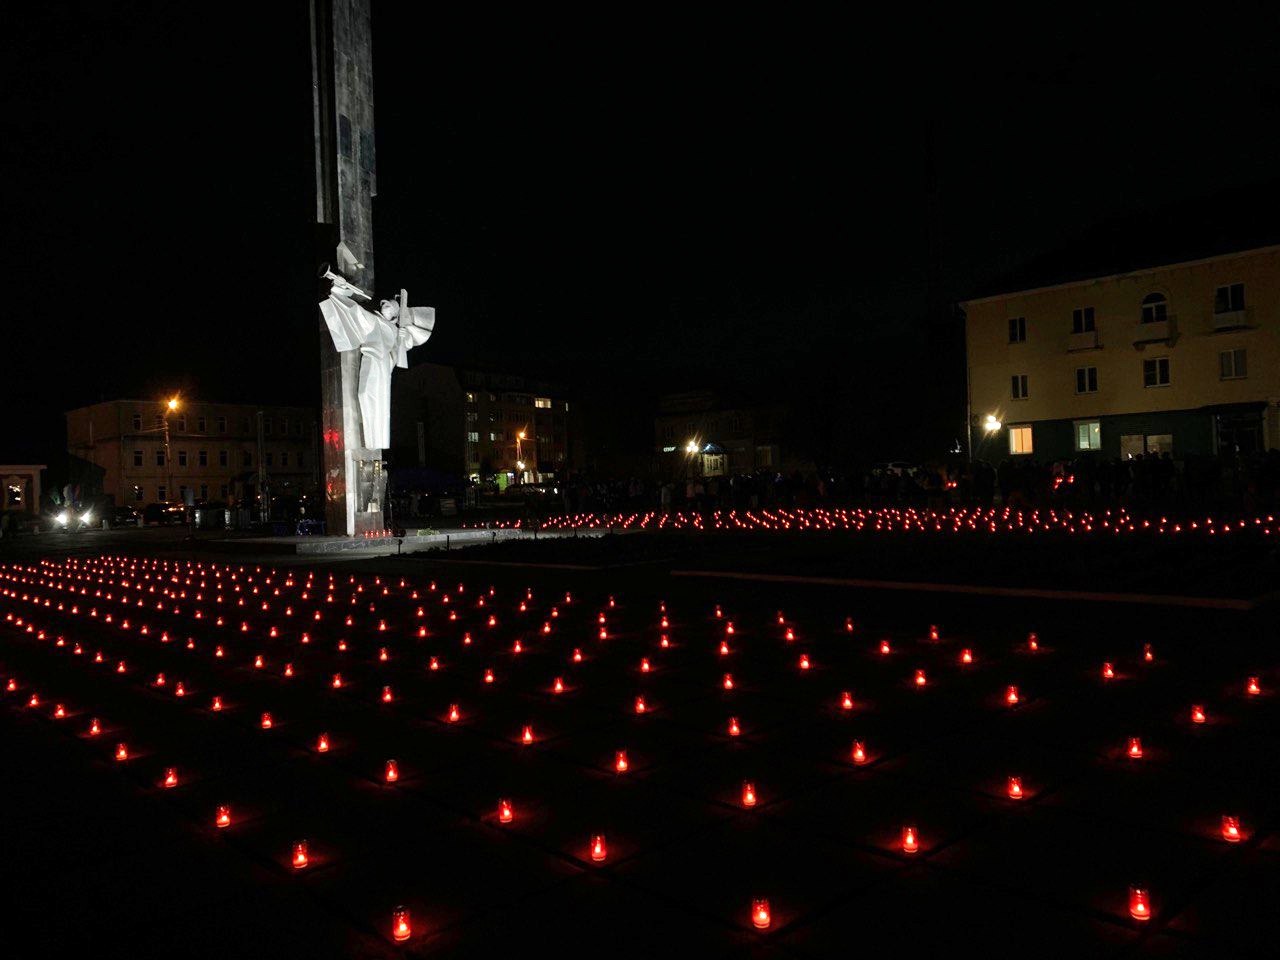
[163, 397, 178, 503]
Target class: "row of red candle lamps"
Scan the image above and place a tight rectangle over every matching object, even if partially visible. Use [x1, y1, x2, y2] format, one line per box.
[474, 506, 1278, 538]
[2, 557, 1269, 940]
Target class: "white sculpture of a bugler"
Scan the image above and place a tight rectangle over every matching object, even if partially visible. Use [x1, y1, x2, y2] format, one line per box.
[319, 274, 435, 451]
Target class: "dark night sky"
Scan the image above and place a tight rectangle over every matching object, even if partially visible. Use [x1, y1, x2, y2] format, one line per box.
[3, 4, 1278, 471]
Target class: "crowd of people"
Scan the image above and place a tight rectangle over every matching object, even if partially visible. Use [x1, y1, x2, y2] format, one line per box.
[542, 449, 1280, 518]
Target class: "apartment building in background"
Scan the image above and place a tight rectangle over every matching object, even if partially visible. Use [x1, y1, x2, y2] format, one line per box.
[390, 364, 582, 486]
[65, 400, 317, 506]
[962, 244, 1280, 462]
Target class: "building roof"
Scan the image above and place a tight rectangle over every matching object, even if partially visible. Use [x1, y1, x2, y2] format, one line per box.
[961, 181, 1280, 306]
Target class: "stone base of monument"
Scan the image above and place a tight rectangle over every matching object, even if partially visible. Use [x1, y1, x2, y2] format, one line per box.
[207, 528, 526, 556]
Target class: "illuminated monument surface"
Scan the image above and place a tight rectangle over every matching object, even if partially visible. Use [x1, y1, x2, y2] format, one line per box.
[310, 0, 435, 535]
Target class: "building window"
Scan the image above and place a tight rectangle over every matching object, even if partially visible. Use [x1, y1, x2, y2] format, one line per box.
[535, 397, 552, 408]
[1214, 283, 1245, 314]
[265, 452, 274, 468]
[133, 450, 143, 467]
[197, 416, 207, 433]
[199, 484, 208, 500]
[132, 414, 142, 430]
[297, 453, 305, 468]
[1008, 425, 1033, 455]
[1075, 366, 1098, 394]
[1071, 307, 1095, 333]
[177, 451, 187, 467]
[158, 485, 166, 502]
[179, 485, 187, 502]
[466, 411, 478, 424]
[264, 418, 272, 435]
[216, 416, 227, 433]
[465, 391, 476, 403]
[280, 452, 288, 467]
[1075, 420, 1101, 451]
[176, 415, 187, 431]
[220, 485, 229, 499]
[1220, 348, 1247, 380]
[1143, 357, 1170, 387]
[490, 431, 504, 442]
[1007, 317, 1026, 343]
[242, 451, 252, 467]
[218, 450, 228, 467]
[198, 450, 208, 467]
[240, 417, 250, 433]
[1140, 293, 1168, 323]
[156, 450, 165, 467]
[467, 431, 479, 443]
[1010, 374, 1029, 400]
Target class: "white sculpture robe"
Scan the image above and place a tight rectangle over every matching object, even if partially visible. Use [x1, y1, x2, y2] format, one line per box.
[320, 288, 435, 450]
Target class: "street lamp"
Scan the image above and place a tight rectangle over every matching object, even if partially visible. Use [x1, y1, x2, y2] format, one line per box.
[515, 429, 527, 483]
[983, 414, 1001, 433]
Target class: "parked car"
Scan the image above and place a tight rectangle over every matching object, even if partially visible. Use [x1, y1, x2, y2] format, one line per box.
[143, 502, 186, 526]
[108, 505, 141, 528]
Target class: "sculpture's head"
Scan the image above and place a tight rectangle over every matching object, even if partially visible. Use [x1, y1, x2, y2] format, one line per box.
[379, 300, 400, 321]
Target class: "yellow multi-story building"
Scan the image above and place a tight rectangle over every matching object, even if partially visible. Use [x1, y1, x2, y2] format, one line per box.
[961, 245, 1280, 462]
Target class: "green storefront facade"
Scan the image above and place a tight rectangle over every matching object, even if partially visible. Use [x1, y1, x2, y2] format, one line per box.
[996, 403, 1267, 462]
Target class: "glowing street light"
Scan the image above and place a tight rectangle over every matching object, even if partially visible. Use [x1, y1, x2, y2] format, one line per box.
[983, 414, 1001, 433]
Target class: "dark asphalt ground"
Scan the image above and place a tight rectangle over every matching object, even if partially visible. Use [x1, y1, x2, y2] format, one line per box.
[1, 534, 1278, 957]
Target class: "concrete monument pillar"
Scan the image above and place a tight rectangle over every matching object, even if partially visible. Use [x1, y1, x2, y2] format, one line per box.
[310, 0, 380, 536]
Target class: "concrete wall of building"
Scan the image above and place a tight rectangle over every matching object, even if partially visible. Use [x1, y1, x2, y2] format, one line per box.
[389, 363, 465, 478]
[965, 246, 1280, 458]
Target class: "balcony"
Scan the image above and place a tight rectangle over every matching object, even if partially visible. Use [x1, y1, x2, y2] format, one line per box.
[1066, 329, 1100, 351]
[1213, 308, 1252, 331]
[1133, 315, 1176, 346]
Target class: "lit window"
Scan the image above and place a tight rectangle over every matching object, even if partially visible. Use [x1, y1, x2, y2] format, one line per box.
[1071, 307, 1095, 333]
[1008, 425, 1033, 455]
[1075, 420, 1101, 451]
[1011, 374, 1029, 400]
[1140, 293, 1167, 324]
[1214, 283, 1245, 314]
[535, 397, 552, 408]
[467, 431, 479, 443]
[1220, 348, 1247, 380]
[465, 392, 476, 403]
[1075, 366, 1098, 394]
[1008, 317, 1026, 343]
[1143, 357, 1170, 387]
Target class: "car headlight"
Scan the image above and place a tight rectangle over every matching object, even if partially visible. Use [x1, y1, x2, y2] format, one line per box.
[80, 511, 93, 524]
[56, 511, 69, 526]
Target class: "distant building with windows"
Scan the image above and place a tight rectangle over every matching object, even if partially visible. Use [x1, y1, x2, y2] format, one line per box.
[962, 244, 1280, 462]
[65, 400, 317, 506]
[390, 364, 581, 485]
[654, 391, 788, 479]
